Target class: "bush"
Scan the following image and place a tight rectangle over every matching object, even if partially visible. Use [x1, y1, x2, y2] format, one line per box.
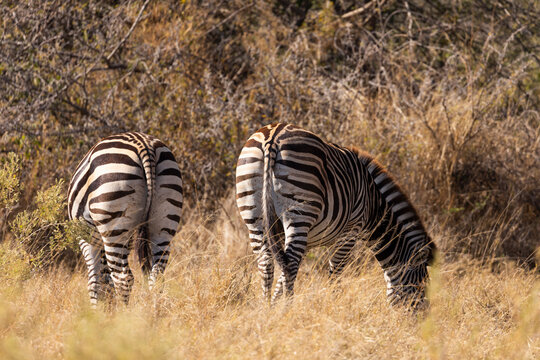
[9, 178, 85, 270]
[0, 1, 538, 266]
[0, 153, 22, 241]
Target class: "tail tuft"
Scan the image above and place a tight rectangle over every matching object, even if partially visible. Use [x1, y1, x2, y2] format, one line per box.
[137, 225, 152, 274]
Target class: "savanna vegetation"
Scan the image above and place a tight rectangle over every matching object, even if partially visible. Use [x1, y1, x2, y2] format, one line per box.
[0, 1, 538, 358]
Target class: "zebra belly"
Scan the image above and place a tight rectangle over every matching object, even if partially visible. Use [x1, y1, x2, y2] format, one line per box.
[272, 158, 355, 249]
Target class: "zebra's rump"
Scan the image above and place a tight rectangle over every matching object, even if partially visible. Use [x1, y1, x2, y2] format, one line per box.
[68, 132, 183, 228]
[236, 123, 370, 248]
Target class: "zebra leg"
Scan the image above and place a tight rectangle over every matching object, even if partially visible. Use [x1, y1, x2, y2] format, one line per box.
[283, 244, 306, 297]
[279, 225, 309, 297]
[99, 248, 114, 297]
[256, 244, 275, 301]
[102, 239, 134, 305]
[271, 273, 285, 302]
[147, 237, 171, 291]
[329, 238, 356, 277]
[278, 211, 314, 298]
[258, 217, 284, 302]
[79, 235, 105, 307]
[136, 225, 173, 292]
[146, 219, 178, 291]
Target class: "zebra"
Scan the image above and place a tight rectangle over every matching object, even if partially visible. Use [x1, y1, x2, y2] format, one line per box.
[68, 132, 183, 305]
[235, 123, 436, 308]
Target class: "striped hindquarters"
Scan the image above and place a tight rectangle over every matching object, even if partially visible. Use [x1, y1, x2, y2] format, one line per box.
[68, 132, 182, 304]
[68, 132, 182, 225]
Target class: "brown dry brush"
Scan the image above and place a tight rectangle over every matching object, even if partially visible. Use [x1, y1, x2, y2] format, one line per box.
[0, 1, 538, 267]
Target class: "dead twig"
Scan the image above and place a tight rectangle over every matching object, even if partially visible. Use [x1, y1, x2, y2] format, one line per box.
[106, 0, 151, 62]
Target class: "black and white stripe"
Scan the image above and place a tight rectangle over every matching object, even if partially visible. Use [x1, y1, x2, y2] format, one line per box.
[68, 132, 183, 305]
[236, 123, 435, 307]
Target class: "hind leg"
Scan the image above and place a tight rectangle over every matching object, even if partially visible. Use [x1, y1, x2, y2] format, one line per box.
[98, 247, 114, 297]
[271, 178, 321, 298]
[146, 227, 174, 291]
[97, 219, 137, 305]
[79, 230, 115, 306]
[272, 273, 285, 302]
[242, 219, 277, 302]
[279, 214, 313, 298]
[88, 177, 146, 304]
[270, 242, 306, 302]
[102, 236, 134, 304]
[79, 236, 104, 306]
[282, 243, 307, 298]
[239, 213, 277, 301]
[329, 238, 356, 277]
[239, 213, 278, 302]
[276, 189, 323, 297]
[256, 244, 275, 301]
[147, 148, 183, 289]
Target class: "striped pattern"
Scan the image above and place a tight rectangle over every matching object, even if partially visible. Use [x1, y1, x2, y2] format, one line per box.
[236, 123, 435, 307]
[68, 132, 183, 305]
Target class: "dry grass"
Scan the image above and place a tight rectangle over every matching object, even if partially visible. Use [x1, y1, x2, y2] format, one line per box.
[0, 202, 538, 360]
[0, 2, 538, 358]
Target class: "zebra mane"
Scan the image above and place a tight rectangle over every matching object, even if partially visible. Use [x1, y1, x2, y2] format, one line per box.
[348, 146, 436, 265]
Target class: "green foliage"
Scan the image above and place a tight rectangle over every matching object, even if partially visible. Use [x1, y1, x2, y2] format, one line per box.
[34, 179, 65, 224]
[9, 211, 38, 245]
[9, 180, 83, 269]
[11, 180, 65, 242]
[0, 152, 23, 242]
[0, 153, 21, 211]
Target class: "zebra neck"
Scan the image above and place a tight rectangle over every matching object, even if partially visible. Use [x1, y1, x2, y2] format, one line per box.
[364, 163, 427, 270]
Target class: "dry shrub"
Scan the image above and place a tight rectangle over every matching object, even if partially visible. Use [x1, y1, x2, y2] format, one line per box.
[0, 0, 538, 266]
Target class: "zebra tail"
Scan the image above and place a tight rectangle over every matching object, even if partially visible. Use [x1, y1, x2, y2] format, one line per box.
[137, 225, 151, 274]
[262, 139, 288, 271]
[136, 145, 156, 274]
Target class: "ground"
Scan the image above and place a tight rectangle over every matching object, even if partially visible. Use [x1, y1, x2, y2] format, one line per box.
[0, 211, 538, 359]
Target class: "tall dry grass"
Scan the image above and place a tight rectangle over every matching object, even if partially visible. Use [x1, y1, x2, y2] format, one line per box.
[0, 1, 538, 358]
[0, 199, 538, 359]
